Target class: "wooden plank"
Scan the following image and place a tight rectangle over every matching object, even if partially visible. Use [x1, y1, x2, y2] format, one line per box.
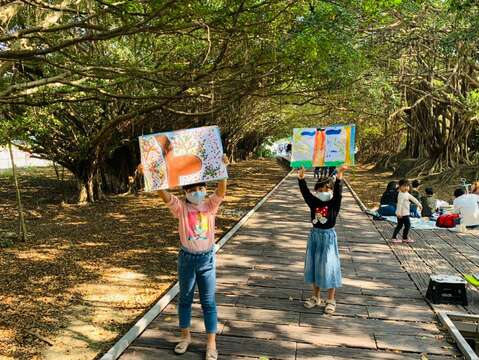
[148, 314, 226, 333]
[222, 320, 376, 349]
[367, 305, 435, 322]
[133, 330, 297, 360]
[254, 262, 304, 271]
[296, 343, 459, 360]
[354, 263, 406, 274]
[236, 295, 369, 318]
[354, 270, 410, 280]
[301, 293, 426, 308]
[121, 346, 259, 360]
[216, 284, 302, 300]
[162, 303, 300, 326]
[375, 334, 459, 356]
[350, 244, 393, 254]
[299, 313, 441, 335]
[361, 287, 423, 299]
[343, 276, 418, 290]
[120, 346, 202, 360]
[247, 277, 363, 294]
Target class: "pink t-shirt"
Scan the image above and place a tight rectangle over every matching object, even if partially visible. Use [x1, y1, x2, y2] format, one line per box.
[166, 194, 223, 254]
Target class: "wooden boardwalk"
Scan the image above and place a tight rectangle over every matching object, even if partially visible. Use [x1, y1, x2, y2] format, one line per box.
[374, 213, 479, 315]
[119, 174, 462, 359]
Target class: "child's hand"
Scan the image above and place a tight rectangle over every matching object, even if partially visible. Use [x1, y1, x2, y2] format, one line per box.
[338, 165, 349, 173]
[137, 164, 144, 175]
[222, 154, 230, 167]
[298, 166, 305, 179]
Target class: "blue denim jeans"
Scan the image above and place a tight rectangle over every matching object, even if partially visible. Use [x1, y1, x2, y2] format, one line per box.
[378, 204, 396, 216]
[178, 249, 217, 333]
[410, 204, 421, 218]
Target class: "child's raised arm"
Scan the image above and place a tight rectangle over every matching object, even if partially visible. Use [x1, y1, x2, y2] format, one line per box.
[157, 189, 172, 203]
[336, 165, 348, 180]
[332, 166, 347, 209]
[215, 154, 229, 198]
[298, 166, 316, 208]
[409, 193, 422, 210]
[137, 163, 172, 203]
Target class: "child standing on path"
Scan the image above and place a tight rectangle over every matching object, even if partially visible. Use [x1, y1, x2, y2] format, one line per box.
[392, 179, 422, 244]
[152, 155, 229, 360]
[297, 165, 348, 314]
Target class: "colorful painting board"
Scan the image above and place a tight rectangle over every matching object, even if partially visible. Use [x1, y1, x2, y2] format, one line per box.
[290, 124, 356, 168]
[139, 126, 228, 191]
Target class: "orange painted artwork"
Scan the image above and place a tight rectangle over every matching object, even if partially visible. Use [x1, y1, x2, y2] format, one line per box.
[139, 126, 228, 191]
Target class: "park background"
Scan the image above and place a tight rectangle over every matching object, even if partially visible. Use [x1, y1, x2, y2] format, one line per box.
[0, 1, 478, 359]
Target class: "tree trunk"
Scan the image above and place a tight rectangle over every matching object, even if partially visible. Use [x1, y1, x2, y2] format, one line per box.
[78, 181, 88, 203]
[8, 142, 27, 241]
[76, 171, 95, 203]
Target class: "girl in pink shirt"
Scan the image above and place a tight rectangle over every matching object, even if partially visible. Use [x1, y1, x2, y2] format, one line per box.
[156, 155, 228, 360]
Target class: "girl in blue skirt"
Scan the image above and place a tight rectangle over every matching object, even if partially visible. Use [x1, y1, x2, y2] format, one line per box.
[298, 165, 348, 314]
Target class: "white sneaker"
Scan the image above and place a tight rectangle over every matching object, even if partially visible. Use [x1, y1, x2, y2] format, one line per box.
[304, 296, 322, 309]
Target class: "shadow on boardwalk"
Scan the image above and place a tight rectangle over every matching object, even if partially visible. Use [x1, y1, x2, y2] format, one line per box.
[119, 174, 462, 360]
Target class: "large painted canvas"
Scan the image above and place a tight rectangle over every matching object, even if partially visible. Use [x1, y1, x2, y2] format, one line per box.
[290, 124, 356, 168]
[139, 126, 228, 191]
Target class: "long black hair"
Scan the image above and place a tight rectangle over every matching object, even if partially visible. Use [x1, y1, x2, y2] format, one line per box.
[386, 181, 397, 192]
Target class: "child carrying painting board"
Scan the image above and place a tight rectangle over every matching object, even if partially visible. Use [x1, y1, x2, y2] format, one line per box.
[142, 155, 229, 360]
[297, 165, 348, 314]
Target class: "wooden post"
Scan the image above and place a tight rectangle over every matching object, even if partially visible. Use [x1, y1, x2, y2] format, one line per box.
[8, 141, 27, 241]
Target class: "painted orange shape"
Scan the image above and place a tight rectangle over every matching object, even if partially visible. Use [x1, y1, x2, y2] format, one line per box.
[313, 129, 326, 167]
[155, 135, 203, 188]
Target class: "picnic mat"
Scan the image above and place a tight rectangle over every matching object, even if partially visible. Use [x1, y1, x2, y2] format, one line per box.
[381, 216, 441, 230]
[365, 209, 441, 230]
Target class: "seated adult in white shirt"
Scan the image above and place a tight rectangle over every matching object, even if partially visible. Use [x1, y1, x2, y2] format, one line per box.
[453, 188, 479, 228]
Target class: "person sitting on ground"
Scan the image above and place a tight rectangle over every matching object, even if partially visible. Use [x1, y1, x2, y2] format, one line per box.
[453, 188, 479, 228]
[409, 179, 421, 218]
[378, 181, 398, 217]
[420, 187, 437, 218]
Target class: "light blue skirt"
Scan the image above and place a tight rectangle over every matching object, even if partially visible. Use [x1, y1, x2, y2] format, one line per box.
[304, 228, 342, 289]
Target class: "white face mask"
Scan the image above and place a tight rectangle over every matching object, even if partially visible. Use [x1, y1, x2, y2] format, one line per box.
[316, 191, 333, 202]
[186, 190, 207, 204]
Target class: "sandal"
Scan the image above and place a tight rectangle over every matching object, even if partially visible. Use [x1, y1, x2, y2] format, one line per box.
[206, 348, 218, 360]
[324, 299, 336, 314]
[174, 338, 191, 355]
[304, 296, 322, 309]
